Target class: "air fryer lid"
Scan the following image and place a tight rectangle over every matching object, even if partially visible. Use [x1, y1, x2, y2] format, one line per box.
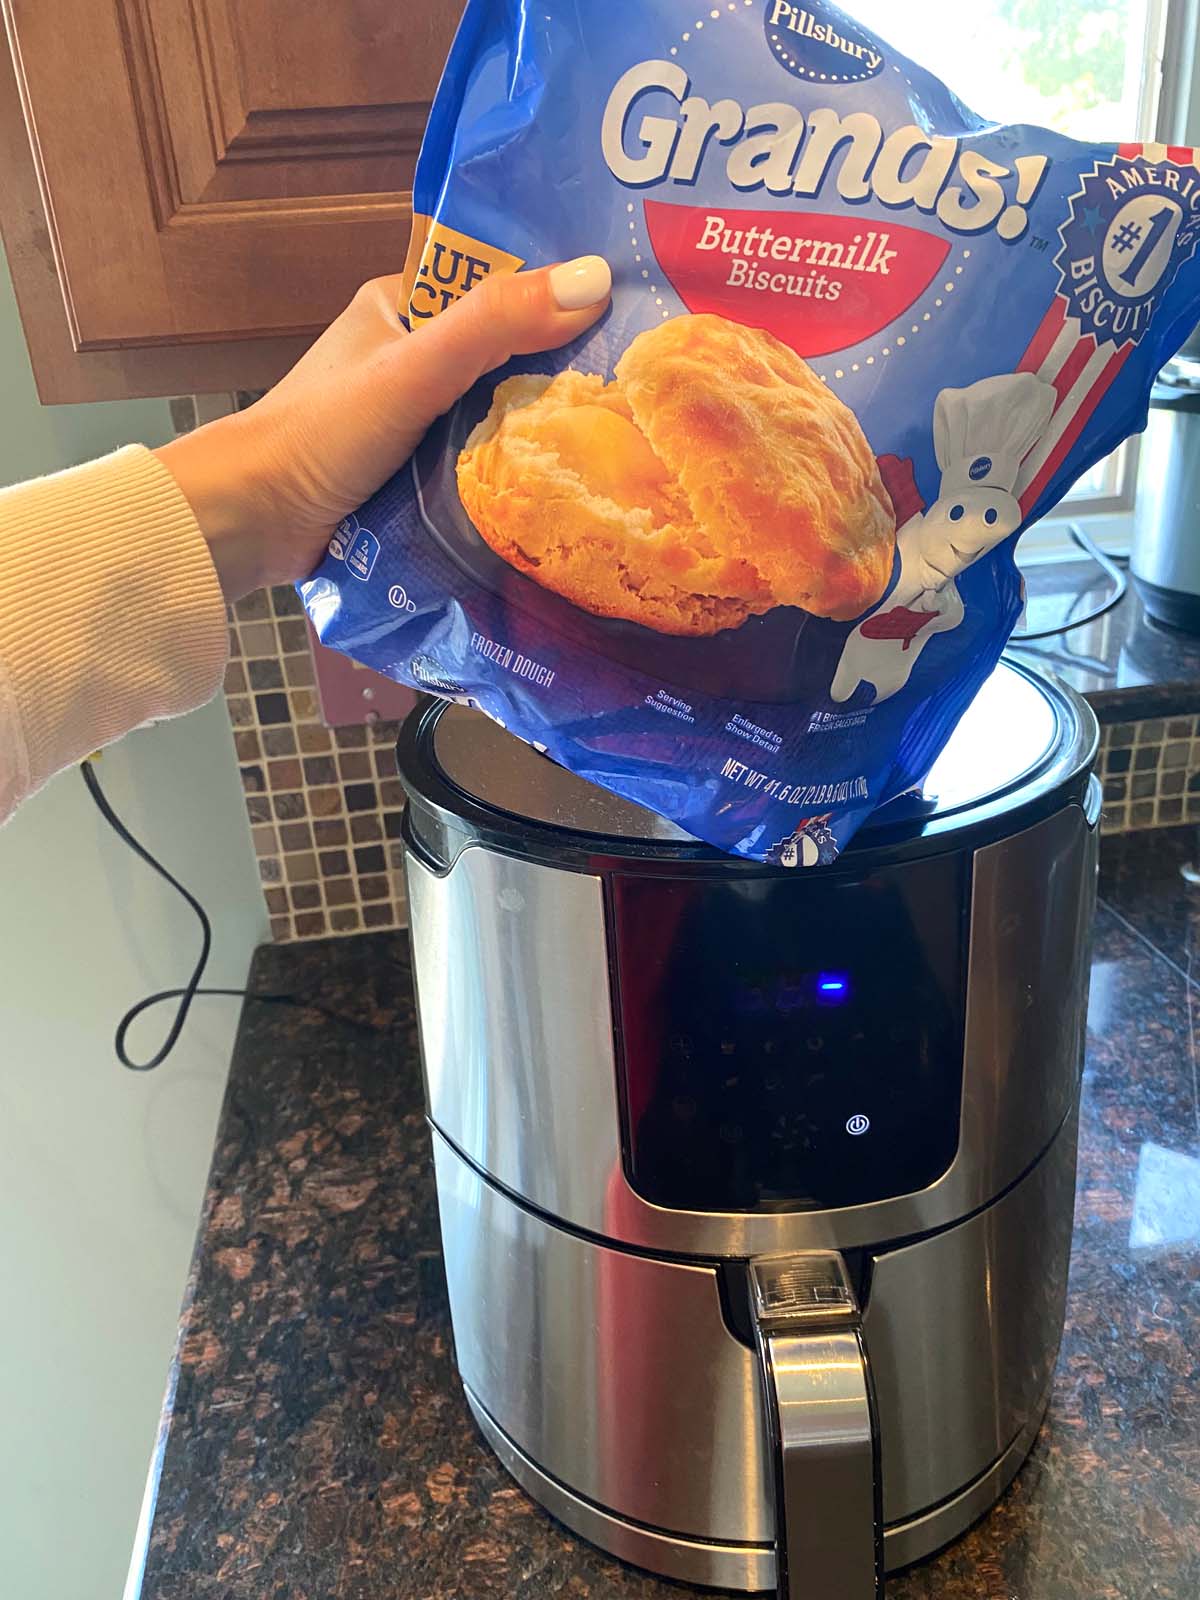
[415, 658, 1095, 854]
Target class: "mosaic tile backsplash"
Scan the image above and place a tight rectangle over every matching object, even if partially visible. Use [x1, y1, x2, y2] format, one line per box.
[1095, 716, 1200, 836]
[224, 587, 1200, 939]
[227, 584, 408, 944]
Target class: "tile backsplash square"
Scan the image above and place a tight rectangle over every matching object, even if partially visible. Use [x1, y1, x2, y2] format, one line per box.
[1096, 714, 1200, 835]
[228, 585, 407, 942]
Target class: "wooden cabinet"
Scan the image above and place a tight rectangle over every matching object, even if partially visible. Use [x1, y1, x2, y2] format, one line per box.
[0, 0, 462, 401]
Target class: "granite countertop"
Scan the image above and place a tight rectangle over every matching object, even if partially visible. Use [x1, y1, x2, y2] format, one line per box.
[1014, 555, 1200, 719]
[137, 827, 1200, 1600]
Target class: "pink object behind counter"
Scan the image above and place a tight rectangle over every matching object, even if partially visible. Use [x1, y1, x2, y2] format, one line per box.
[308, 621, 418, 728]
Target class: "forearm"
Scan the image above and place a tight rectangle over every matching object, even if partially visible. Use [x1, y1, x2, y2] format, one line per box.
[0, 261, 611, 825]
[0, 445, 228, 822]
[153, 410, 283, 601]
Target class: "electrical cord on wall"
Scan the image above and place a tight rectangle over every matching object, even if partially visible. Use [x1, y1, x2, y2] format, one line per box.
[81, 760, 380, 1070]
[81, 759, 248, 1070]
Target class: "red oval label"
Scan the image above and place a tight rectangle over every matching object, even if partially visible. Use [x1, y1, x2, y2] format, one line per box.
[643, 202, 951, 358]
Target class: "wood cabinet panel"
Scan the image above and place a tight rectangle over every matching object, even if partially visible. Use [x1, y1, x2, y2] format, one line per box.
[1, 0, 461, 358]
[0, 38, 312, 402]
[141, 0, 432, 207]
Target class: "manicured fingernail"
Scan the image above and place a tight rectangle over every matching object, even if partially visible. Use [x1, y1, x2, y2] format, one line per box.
[549, 255, 612, 311]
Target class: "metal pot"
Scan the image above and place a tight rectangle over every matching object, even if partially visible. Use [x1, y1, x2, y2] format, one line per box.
[1132, 355, 1200, 631]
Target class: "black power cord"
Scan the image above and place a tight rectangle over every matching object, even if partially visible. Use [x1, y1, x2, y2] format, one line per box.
[80, 760, 381, 1070]
[1010, 521, 1128, 642]
[80, 759, 249, 1070]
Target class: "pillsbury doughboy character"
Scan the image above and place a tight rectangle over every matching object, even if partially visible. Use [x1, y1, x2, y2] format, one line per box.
[830, 373, 1056, 705]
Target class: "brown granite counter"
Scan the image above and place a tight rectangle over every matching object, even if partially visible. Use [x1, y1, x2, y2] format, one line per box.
[136, 827, 1200, 1600]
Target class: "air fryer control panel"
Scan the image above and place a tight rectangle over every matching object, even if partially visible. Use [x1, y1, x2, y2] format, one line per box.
[610, 854, 969, 1213]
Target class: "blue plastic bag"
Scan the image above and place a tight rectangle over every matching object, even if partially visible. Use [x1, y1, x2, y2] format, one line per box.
[301, 0, 1200, 864]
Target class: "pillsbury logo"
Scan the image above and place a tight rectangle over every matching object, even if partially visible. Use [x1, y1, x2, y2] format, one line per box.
[969, 456, 993, 481]
[411, 655, 465, 695]
[764, 0, 884, 85]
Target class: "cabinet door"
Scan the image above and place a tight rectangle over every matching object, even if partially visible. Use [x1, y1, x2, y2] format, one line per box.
[1, 0, 460, 384]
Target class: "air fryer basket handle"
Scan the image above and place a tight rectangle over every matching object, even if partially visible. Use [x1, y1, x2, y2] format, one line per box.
[751, 1253, 884, 1600]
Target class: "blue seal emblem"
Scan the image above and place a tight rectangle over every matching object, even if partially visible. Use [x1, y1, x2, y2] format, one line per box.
[768, 819, 839, 868]
[969, 456, 992, 481]
[1056, 155, 1200, 347]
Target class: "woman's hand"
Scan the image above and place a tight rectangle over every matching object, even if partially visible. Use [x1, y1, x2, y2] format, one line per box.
[156, 256, 612, 601]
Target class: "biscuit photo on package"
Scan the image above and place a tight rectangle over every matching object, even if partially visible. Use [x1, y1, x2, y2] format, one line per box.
[456, 314, 896, 634]
[301, 0, 1200, 864]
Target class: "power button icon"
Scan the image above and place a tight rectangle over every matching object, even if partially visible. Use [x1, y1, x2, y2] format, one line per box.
[846, 1113, 871, 1137]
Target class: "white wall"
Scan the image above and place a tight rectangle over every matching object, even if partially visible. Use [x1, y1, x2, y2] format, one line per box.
[0, 258, 267, 1598]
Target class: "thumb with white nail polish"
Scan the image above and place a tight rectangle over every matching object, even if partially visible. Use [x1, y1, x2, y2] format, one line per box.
[549, 254, 613, 310]
[400, 254, 614, 423]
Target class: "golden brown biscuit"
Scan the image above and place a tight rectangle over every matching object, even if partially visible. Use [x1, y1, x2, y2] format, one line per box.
[457, 369, 771, 633]
[456, 314, 895, 635]
[616, 316, 896, 623]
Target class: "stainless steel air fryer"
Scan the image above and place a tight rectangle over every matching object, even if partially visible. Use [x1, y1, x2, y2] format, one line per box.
[398, 660, 1100, 1599]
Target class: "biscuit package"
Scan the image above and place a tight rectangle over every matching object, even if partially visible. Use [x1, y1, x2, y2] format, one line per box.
[301, 0, 1200, 864]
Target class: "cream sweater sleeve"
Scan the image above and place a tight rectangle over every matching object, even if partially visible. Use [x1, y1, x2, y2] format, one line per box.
[0, 444, 229, 822]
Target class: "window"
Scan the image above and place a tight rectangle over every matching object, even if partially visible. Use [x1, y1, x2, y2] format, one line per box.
[851, 0, 1175, 532]
[851, 1, 1165, 141]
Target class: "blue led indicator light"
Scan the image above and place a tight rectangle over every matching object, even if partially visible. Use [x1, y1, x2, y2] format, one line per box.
[817, 973, 851, 1006]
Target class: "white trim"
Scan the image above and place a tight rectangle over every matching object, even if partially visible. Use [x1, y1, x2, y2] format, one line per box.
[1141, 0, 1174, 139]
[1019, 511, 1135, 564]
[1153, 0, 1198, 144]
[1043, 437, 1140, 521]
